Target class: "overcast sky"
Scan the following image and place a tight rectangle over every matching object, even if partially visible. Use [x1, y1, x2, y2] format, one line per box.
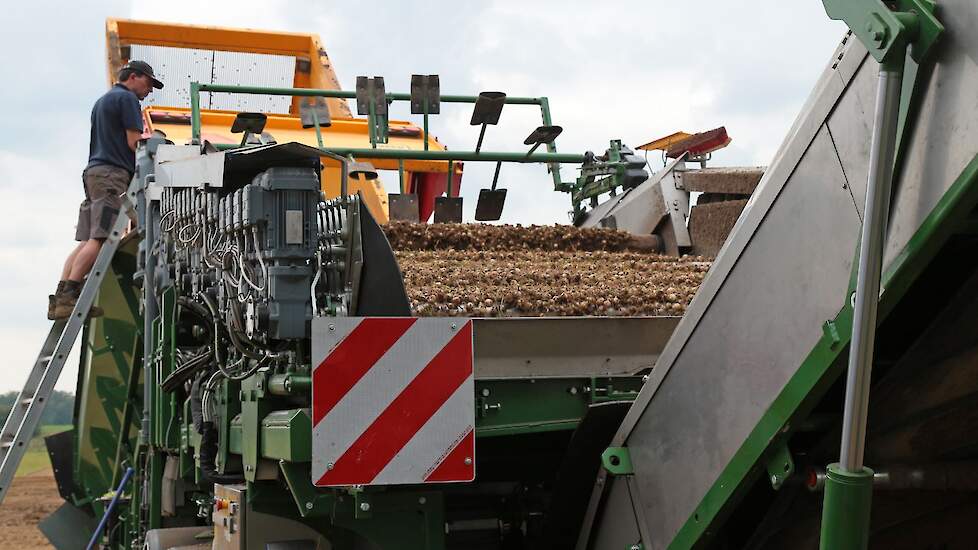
[0, 1, 844, 392]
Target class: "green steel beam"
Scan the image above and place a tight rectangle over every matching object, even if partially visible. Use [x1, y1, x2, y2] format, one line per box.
[196, 83, 545, 105]
[210, 141, 585, 163]
[667, 153, 978, 548]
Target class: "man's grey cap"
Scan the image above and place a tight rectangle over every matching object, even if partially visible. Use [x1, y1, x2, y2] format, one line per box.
[122, 60, 164, 89]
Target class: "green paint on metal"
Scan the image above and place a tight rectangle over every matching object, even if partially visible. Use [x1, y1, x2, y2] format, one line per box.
[260, 409, 312, 462]
[280, 461, 335, 518]
[191, 82, 545, 149]
[667, 152, 978, 549]
[474, 377, 642, 437]
[539, 97, 564, 191]
[210, 141, 585, 163]
[190, 81, 201, 142]
[196, 83, 544, 104]
[398, 159, 406, 194]
[74, 238, 141, 503]
[765, 444, 794, 490]
[822, 0, 942, 65]
[819, 464, 874, 550]
[602, 447, 634, 475]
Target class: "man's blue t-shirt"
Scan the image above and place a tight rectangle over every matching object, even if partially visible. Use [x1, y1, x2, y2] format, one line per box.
[87, 84, 144, 173]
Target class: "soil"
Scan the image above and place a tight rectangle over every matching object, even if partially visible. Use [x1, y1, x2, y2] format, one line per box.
[689, 199, 749, 257]
[0, 471, 60, 549]
[386, 223, 713, 317]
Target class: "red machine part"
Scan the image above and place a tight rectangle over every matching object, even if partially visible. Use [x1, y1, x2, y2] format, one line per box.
[665, 126, 731, 158]
[411, 170, 463, 222]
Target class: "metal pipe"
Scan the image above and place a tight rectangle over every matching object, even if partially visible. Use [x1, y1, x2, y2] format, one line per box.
[266, 373, 312, 396]
[446, 160, 454, 198]
[190, 82, 201, 142]
[209, 142, 585, 164]
[190, 83, 544, 144]
[196, 83, 544, 105]
[398, 159, 405, 194]
[838, 63, 904, 473]
[142, 178, 160, 445]
[539, 97, 564, 190]
[86, 466, 134, 550]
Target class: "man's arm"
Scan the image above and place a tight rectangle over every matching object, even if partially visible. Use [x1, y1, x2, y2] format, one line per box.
[121, 93, 144, 152]
[126, 129, 142, 152]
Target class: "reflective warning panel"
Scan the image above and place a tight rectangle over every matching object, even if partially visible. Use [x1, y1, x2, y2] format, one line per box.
[311, 317, 475, 487]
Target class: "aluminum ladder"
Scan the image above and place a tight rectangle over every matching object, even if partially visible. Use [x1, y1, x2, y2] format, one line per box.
[0, 203, 132, 505]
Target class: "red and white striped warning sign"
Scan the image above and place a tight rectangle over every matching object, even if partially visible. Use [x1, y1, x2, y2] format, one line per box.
[311, 317, 475, 487]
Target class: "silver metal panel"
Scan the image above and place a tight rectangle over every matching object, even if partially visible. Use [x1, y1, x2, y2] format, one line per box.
[129, 44, 215, 110]
[607, 36, 861, 455]
[154, 144, 203, 163]
[588, 156, 686, 235]
[578, 191, 627, 228]
[210, 50, 295, 114]
[472, 317, 679, 379]
[627, 126, 860, 547]
[285, 210, 303, 244]
[584, 476, 642, 550]
[882, 0, 978, 271]
[586, 34, 870, 549]
[826, 53, 875, 221]
[155, 152, 226, 188]
[590, 6, 978, 545]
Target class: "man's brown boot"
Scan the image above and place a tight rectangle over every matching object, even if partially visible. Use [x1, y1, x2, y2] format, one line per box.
[47, 281, 67, 320]
[51, 281, 104, 321]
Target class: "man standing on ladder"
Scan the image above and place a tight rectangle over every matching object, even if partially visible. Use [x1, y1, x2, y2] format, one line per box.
[48, 61, 163, 320]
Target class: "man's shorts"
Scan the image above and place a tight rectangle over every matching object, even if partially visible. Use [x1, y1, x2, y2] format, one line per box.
[75, 164, 131, 241]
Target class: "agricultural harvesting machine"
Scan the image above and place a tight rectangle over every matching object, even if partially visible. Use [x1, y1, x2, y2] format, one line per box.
[2, 0, 978, 548]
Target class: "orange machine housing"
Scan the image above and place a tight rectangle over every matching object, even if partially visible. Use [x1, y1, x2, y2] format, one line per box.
[106, 18, 462, 223]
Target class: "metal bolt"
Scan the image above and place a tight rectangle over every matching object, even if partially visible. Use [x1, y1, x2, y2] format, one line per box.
[569, 387, 578, 395]
[418, 497, 427, 505]
[305, 502, 313, 510]
[450, 323, 457, 331]
[328, 324, 335, 331]
[770, 474, 779, 485]
[481, 388, 490, 397]
[464, 457, 473, 466]
[327, 462, 334, 470]
[850, 292, 857, 308]
[360, 502, 371, 512]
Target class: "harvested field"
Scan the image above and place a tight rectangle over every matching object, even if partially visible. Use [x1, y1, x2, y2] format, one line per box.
[385, 222, 712, 317]
[0, 471, 59, 549]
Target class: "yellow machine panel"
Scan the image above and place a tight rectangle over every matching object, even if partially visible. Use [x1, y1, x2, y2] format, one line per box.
[107, 18, 461, 223]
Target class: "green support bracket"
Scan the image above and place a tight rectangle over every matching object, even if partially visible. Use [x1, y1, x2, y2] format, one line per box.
[279, 461, 335, 518]
[822, 0, 943, 66]
[353, 488, 373, 520]
[765, 444, 795, 490]
[822, 319, 842, 349]
[602, 447, 634, 475]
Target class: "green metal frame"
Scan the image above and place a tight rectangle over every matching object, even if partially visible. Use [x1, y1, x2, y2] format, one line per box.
[189, 82, 578, 185]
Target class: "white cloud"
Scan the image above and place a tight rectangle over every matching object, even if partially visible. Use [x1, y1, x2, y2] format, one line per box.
[0, 0, 845, 391]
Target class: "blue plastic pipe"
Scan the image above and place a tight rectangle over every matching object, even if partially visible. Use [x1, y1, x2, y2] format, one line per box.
[86, 466, 134, 550]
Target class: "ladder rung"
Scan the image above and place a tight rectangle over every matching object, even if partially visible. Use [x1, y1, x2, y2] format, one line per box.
[19, 398, 33, 407]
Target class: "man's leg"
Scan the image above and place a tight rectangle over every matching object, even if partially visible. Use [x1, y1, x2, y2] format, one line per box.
[61, 242, 85, 281]
[52, 164, 127, 320]
[49, 201, 91, 319]
[67, 239, 103, 282]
